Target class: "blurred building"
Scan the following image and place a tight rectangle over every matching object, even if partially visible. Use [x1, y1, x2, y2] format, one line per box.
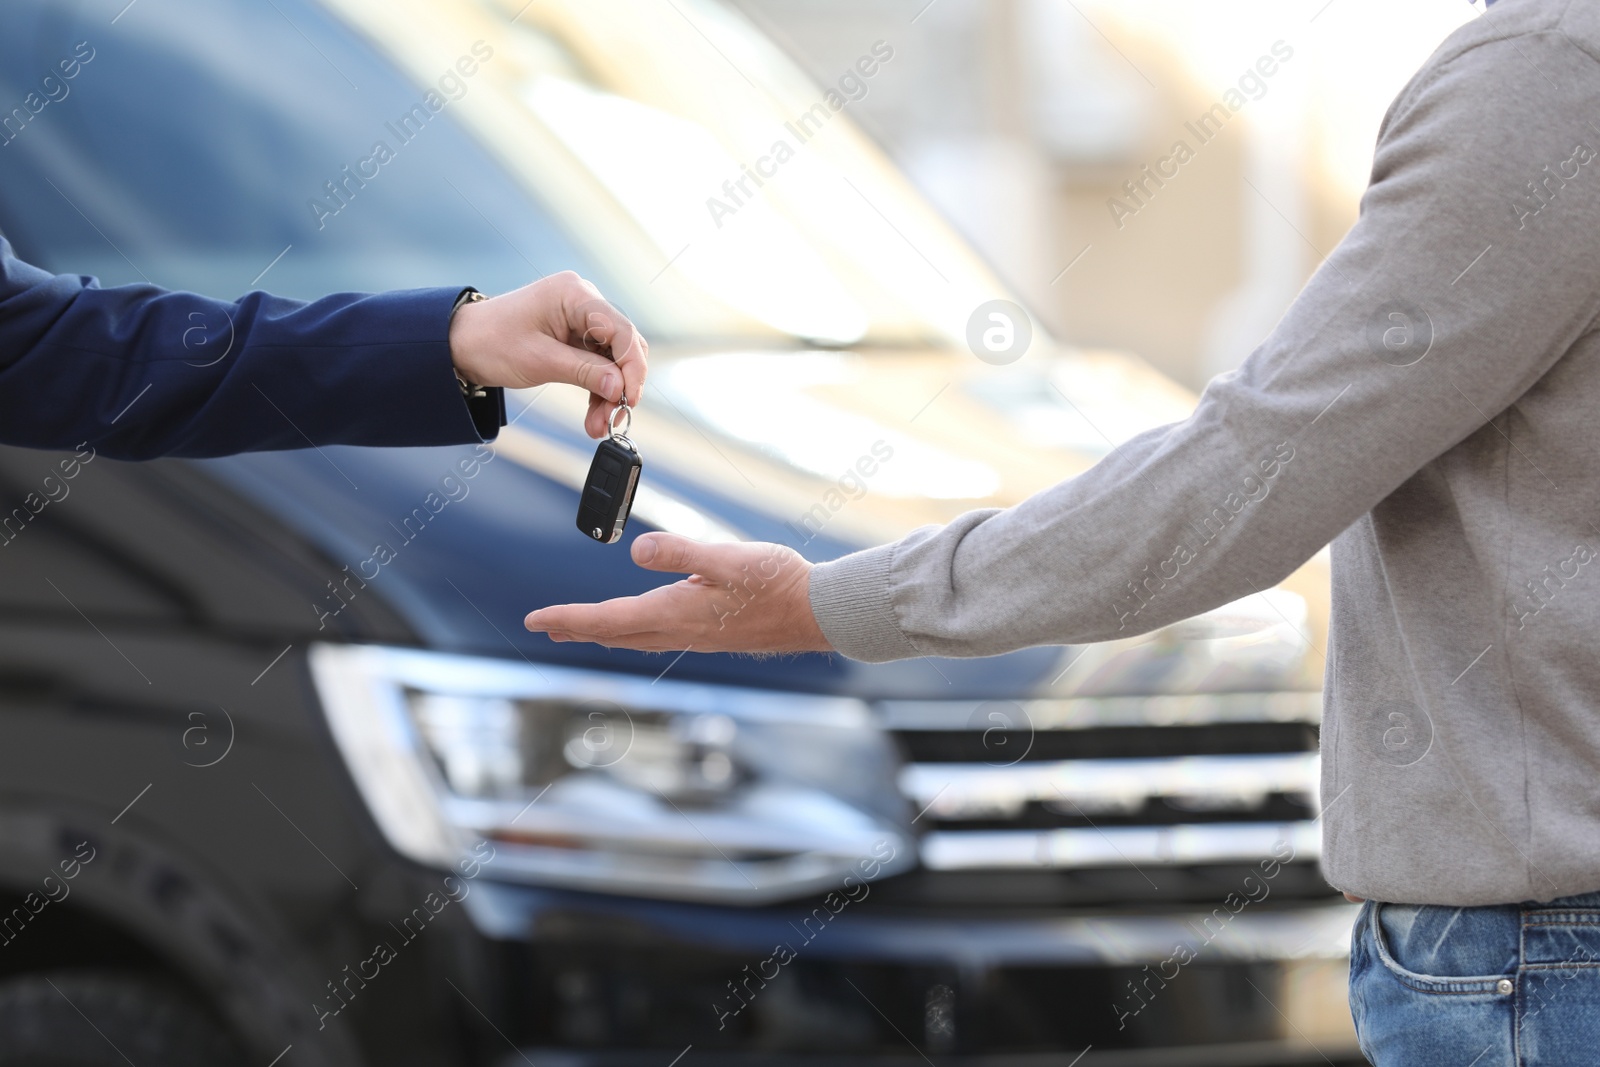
[729, 0, 1476, 390]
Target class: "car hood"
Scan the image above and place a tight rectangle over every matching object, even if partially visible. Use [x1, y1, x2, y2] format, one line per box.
[203, 344, 1328, 702]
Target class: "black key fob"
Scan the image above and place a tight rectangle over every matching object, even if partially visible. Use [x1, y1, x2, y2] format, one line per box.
[577, 403, 642, 544]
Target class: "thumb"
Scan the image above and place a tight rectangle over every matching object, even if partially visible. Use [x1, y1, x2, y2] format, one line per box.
[632, 533, 726, 577]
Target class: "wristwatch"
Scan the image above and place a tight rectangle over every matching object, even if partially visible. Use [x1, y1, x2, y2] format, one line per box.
[451, 288, 488, 399]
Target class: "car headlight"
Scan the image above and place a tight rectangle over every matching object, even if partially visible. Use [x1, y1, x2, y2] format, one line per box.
[308, 644, 913, 904]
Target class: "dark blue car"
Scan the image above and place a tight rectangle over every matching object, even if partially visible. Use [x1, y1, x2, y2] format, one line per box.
[0, 0, 1359, 1064]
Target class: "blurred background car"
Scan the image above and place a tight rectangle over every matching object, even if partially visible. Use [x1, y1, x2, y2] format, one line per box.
[0, 0, 1472, 1064]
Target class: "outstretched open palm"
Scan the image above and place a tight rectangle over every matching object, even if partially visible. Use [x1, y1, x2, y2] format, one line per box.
[524, 534, 831, 654]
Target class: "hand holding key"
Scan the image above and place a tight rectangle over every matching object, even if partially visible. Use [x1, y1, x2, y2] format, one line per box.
[448, 271, 647, 439]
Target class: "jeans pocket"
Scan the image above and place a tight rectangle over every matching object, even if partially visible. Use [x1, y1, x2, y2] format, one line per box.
[1352, 903, 1518, 1067]
[1368, 901, 1515, 995]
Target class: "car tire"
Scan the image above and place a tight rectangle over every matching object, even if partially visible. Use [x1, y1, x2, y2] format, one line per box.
[0, 971, 246, 1067]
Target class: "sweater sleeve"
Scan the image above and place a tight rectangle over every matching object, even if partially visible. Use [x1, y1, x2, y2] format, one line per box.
[810, 29, 1600, 662]
[0, 235, 504, 460]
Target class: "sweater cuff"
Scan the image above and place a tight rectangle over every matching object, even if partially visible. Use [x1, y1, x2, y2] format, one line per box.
[808, 543, 922, 663]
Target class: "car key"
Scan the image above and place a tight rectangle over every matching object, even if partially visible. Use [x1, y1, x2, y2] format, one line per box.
[577, 400, 642, 544]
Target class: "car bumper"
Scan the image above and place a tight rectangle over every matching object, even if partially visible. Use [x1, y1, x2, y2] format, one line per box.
[464, 883, 1363, 1062]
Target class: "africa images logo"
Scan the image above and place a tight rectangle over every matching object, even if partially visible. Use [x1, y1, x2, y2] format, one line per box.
[705, 41, 894, 228]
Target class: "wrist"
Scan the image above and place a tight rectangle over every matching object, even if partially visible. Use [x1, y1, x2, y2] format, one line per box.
[448, 288, 490, 393]
[782, 560, 831, 652]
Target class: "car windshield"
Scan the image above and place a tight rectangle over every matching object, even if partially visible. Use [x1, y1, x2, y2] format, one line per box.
[0, 0, 1006, 349]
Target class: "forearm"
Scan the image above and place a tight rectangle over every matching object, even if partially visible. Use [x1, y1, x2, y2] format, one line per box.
[0, 261, 502, 459]
[809, 381, 1340, 659]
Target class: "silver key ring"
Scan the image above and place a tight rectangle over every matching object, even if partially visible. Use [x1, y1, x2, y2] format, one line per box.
[608, 399, 632, 439]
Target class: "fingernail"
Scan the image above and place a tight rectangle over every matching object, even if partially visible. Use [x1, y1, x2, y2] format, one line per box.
[635, 537, 657, 564]
[600, 371, 620, 400]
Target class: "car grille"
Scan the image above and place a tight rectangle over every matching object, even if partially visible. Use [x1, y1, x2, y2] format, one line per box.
[879, 691, 1327, 903]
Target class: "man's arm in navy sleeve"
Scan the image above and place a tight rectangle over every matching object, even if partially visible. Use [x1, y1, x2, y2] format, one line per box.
[0, 235, 505, 460]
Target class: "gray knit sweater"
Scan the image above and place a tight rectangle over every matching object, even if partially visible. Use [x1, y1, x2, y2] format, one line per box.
[810, 0, 1600, 906]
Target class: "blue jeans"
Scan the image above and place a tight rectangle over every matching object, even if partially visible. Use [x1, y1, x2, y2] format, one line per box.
[1349, 893, 1600, 1065]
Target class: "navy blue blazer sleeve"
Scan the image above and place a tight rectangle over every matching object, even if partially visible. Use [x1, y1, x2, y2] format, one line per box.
[0, 236, 506, 460]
